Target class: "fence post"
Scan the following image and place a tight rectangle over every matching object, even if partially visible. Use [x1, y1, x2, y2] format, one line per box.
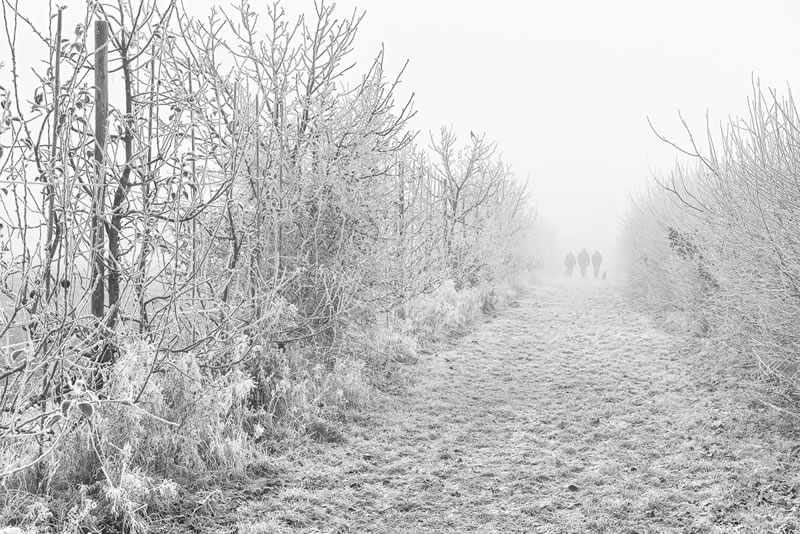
[91, 20, 108, 320]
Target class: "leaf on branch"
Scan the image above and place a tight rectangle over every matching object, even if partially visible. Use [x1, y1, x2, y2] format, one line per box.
[77, 402, 94, 420]
[60, 400, 72, 418]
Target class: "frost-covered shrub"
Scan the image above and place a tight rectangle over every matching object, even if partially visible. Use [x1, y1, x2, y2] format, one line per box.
[244, 342, 372, 444]
[43, 339, 257, 506]
[407, 280, 483, 341]
[620, 185, 712, 315]
[373, 328, 419, 364]
[99, 341, 254, 474]
[97, 444, 179, 533]
[624, 84, 800, 404]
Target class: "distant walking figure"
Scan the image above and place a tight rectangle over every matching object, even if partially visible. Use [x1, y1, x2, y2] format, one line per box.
[577, 248, 590, 278]
[601, 271, 607, 280]
[564, 251, 576, 277]
[591, 250, 603, 278]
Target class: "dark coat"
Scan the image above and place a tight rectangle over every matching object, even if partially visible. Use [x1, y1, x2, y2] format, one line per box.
[577, 249, 590, 267]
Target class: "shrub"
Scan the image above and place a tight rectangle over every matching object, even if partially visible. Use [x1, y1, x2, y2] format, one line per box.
[623, 82, 800, 407]
[407, 280, 483, 341]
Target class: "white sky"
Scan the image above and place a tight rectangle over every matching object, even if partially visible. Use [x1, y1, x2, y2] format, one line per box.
[190, 0, 800, 269]
[318, 0, 800, 267]
[5, 0, 800, 270]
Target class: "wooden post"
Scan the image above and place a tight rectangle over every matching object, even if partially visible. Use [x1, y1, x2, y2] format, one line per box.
[91, 20, 108, 320]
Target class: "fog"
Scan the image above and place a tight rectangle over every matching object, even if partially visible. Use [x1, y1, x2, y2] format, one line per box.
[285, 0, 800, 275]
[7, 0, 800, 276]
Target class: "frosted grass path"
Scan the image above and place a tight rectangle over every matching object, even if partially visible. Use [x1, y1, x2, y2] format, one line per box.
[162, 280, 800, 533]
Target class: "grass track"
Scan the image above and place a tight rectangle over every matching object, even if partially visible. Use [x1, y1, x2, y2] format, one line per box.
[159, 279, 800, 533]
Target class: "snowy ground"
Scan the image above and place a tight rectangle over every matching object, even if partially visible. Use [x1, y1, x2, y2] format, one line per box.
[158, 279, 800, 533]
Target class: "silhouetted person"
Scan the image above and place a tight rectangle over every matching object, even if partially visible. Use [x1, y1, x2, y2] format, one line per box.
[592, 250, 603, 278]
[577, 248, 590, 278]
[601, 271, 607, 280]
[564, 251, 576, 277]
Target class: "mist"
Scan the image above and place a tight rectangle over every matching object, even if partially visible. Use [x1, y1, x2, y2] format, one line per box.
[287, 0, 800, 276]
[6, 0, 800, 270]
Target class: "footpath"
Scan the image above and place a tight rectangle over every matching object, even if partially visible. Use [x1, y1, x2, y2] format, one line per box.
[163, 280, 800, 533]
